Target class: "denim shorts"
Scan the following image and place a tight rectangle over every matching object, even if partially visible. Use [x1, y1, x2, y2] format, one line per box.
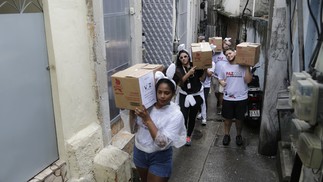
[133, 145, 173, 178]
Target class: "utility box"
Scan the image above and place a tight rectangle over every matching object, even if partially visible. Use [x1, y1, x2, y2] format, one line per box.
[191, 42, 212, 69]
[208, 37, 223, 52]
[235, 42, 261, 66]
[112, 64, 163, 110]
[297, 132, 323, 169]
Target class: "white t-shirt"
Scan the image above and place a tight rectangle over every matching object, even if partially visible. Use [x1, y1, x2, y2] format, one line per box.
[218, 63, 248, 101]
[202, 61, 215, 88]
[135, 102, 187, 153]
[212, 51, 228, 77]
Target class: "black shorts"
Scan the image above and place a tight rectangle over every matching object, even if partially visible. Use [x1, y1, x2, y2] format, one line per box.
[222, 99, 247, 121]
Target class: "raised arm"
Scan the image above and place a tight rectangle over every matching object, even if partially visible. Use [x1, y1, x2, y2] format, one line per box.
[244, 66, 253, 84]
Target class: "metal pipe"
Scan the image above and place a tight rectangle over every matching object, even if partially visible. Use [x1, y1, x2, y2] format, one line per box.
[252, 0, 256, 17]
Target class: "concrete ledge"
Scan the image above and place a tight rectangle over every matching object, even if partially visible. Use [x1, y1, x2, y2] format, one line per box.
[277, 141, 293, 182]
[111, 130, 135, 155]
[66, 123, 103, 180]
[94, 145, 132, 182]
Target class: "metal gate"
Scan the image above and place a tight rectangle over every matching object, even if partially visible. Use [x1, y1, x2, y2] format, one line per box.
[142, 0, 174, 67]
[0, 2, 58, 181]
[104, 0, 131, 121]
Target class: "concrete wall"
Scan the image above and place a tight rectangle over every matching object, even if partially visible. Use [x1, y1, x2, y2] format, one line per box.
[130, 0, 143, 64]
[245, 18, 268, 90]
[221, 0, 268, 17]
[258, 0, 289, 156]
[188, 0, 200, 45]
[291, 0, 321, 73]
[222, 0, 240, 15]
[42, 0, 135, 181]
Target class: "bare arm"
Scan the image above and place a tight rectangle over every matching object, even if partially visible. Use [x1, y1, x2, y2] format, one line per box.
[182, 66, 196, 83]
[219, 79, 227, 87]
[206, 69, 214, 77]
[244, 66, 253, 84]
[199, 69, 207, 82]
[135, 106, 158, 139]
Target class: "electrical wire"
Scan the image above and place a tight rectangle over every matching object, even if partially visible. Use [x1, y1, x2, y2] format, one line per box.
[236, 0, 250, 44]
[175, 0, 178, 41]
[307, 0, 323, 71]
[307, 0, 320, 38]
[290, 0, 297, 54]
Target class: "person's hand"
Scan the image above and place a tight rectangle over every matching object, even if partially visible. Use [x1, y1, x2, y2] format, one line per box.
[189, 66, 196, 76]
[220, 80, 227, 87]
[135, 106, 150, 125]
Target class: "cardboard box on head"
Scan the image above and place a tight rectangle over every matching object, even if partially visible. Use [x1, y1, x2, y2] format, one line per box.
[235, 42, 261, 66]
[191, 42, 212, 69]
[209, 37, 223, 52]
[112, 64, 164, 110]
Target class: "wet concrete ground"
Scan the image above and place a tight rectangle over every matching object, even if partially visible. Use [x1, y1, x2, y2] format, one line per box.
[169, 93, 279, 182]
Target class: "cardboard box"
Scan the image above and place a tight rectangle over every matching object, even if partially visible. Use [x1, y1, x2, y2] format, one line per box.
[130, 63, 164, 73]
[235, 42, 261, 66]
[191, 42, 212, 69]
[112, 64, 160, 110]
[209, 37, 223, 52]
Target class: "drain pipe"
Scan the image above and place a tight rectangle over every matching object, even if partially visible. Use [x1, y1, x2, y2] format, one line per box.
[252, 0, 255, 17]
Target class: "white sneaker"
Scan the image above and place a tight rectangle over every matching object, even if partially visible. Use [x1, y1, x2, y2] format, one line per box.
[201, 119, 207, 125]
[196, 113, 202, 120]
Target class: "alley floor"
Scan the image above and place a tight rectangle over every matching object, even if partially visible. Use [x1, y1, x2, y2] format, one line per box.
[169, 93, 279, 182]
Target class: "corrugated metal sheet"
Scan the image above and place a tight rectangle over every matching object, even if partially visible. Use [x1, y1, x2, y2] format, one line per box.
[142, 0, 173, 67]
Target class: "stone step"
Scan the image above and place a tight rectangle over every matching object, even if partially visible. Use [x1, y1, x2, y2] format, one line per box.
[277, 141, 294, 182]
[111, 130, 135, 155]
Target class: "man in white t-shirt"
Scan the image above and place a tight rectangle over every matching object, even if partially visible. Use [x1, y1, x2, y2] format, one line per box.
[212, 38, 231, 115]
[218, 48, 252, 146]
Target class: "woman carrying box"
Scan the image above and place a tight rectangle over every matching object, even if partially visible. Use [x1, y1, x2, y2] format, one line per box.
[173, 49, 206, 146]
[133, 72, 186, 182]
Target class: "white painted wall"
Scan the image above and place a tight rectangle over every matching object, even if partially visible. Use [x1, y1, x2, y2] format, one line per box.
[222, 0, 240, 15]
[43, 0, 104, 179]
[92, 0, 112, 145]
[44, 0, 100, 140]
[130, 0, 143, 64]
[221, 0, 268, 17]
[187, 0, 199, 47]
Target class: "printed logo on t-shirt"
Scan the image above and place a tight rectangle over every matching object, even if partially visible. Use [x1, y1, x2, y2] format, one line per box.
[226, 71, 243, 78]
[224, 91, 236, 99]
[217, 56, 224, 61]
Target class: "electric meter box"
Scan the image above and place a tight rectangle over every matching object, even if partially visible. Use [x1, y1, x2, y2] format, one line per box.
[294, 78, 323, 125]
[289, 71, 311, 106]
[297, 132, 323, 169]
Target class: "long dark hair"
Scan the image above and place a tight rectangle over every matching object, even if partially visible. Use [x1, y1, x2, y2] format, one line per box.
[176, 49, 191, 67]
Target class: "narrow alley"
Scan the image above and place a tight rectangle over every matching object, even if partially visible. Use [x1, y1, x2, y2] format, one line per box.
[169, 92, 278, 182]
[1, 0, 323, 182]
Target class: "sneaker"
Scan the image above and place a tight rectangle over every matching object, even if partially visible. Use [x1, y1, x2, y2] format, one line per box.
[236, 135, 243, 146]
[222, 135, 231, 146]
[201, 119, 207, 126]
[196, 113, 202, 120]
[185, 136, 191, 146]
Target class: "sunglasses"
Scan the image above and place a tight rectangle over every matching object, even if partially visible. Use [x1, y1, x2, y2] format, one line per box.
[179, 55, 188, 59]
